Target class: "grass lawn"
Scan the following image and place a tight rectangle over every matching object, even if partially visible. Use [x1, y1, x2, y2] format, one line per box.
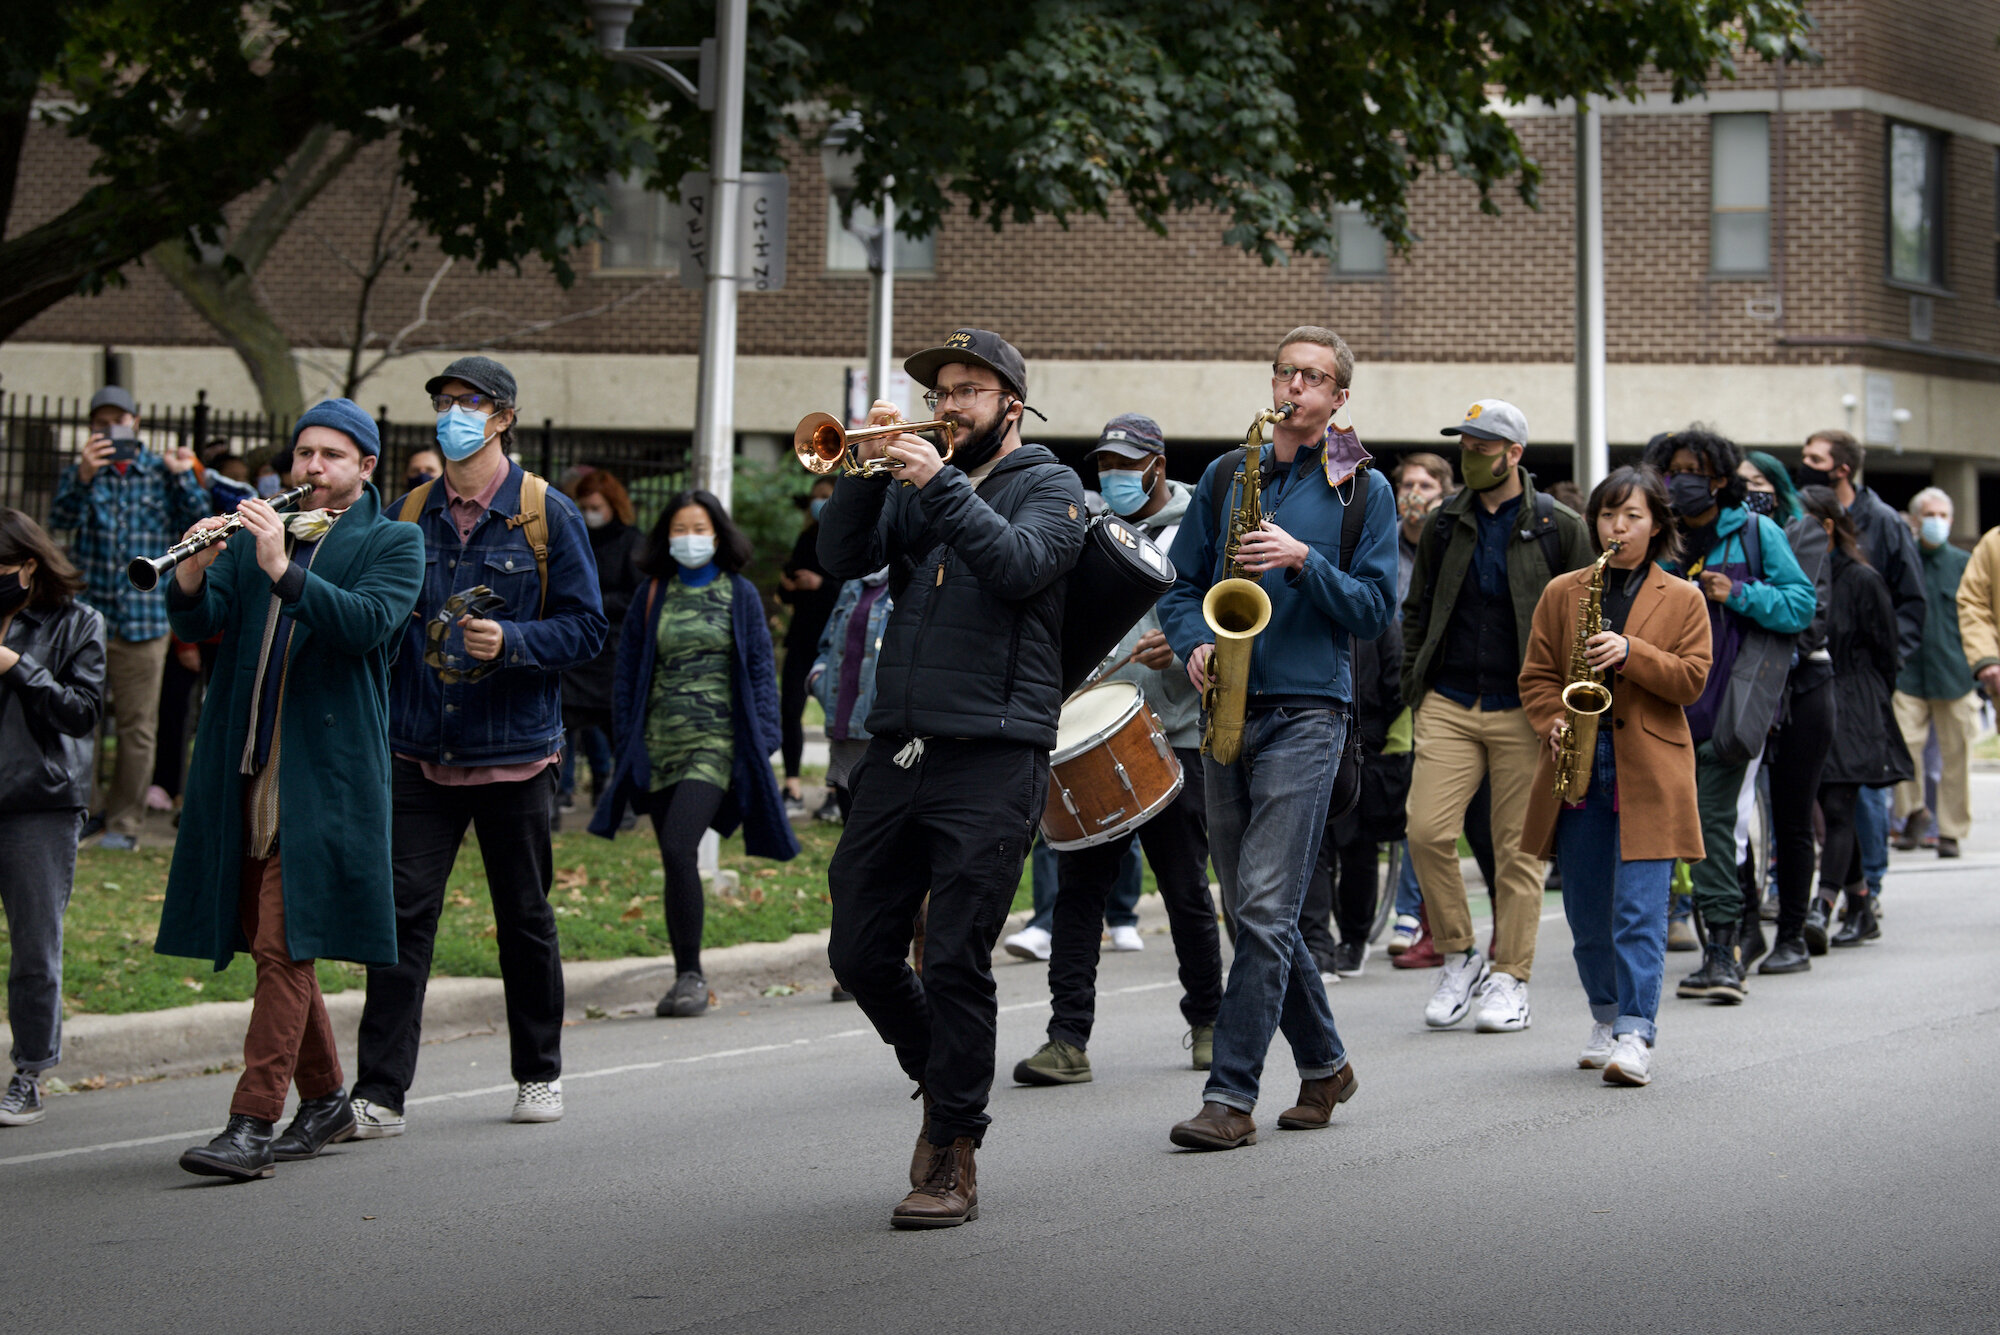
[18, 814, 1045, 1019]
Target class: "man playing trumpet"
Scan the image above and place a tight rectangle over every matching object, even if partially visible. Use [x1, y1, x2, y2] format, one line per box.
[154, 400, 423, 1180]
[1157, 326, 1397, 1150]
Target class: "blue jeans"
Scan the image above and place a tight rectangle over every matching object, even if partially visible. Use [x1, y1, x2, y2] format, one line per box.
[1555, 734, 1671, 1046]
[558, 723, 613, 799]
[1027, 834, 1142, 932]
[1204, 707, 1347, 1112]
[1855, 785, 1889, 896]
[1393, 839, 1422, 917]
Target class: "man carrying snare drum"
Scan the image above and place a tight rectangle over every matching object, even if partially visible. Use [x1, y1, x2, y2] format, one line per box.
[1010, 414, 1223, 1088]
[820, 329, 1085, 1229]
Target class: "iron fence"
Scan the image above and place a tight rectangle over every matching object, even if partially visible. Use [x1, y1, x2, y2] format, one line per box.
[0, 390, 692, 526]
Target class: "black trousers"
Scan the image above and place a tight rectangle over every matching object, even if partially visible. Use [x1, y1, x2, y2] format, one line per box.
[779, 642, 813, 780]
[1816, 781, 1865, 899]
[1302, 830, 1380, 969]
[1766, 676, 1836, 935]
[355, 759, 564, 1110]
[826, 736, 1044, 1147]
[648, 779, 725, 976]
[1048, 748, 1220, 1049]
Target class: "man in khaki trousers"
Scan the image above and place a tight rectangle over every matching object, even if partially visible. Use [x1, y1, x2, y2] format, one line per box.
[1892, 488, 1976, 858]
[1400, 401, 1592, 1035]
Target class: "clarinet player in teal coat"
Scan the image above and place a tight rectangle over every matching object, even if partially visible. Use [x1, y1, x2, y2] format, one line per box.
[154, 400, 423, 1181]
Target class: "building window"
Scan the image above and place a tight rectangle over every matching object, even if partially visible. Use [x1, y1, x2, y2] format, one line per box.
[826, 198, 935, 273]
[1710, 114, 1770, 274]
[1332, 206, 1387, 276]
[597, 174, 680, 273]
[1887, 122, 1946, 287]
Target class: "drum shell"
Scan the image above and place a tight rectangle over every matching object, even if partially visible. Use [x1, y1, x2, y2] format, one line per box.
[1042, 687, 1184, 849]
[1059, 515, 1177, 697]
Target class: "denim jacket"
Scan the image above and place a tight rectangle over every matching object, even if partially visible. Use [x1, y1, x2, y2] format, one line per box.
[386, 463, 607, 765]
[812, 576, 894, 742]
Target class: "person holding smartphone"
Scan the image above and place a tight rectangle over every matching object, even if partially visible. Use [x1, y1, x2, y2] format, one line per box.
[47, 385, 209, 850]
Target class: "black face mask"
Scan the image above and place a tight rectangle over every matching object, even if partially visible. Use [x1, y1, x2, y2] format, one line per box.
[947, 403, 1013, 475]
[407, 471, 437, 489]
[1743, 490, 1777, 517]
[0, 576, 29, 619]
[1668, 472, 1718, 518]
[1796, 464, 1835, 490]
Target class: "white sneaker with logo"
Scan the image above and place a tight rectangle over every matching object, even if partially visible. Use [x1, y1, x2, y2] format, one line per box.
[1423, 950, 1491, 1028]
[1578, 1021, 1616, 1069]
[1387, 914, 1421, 956]
[1004, 925, 1053, 962]
[1473, 973, 1532, 1033]
[511, 1079, 564, 1123]
[1107, 925, 1145, 952]
[1604, 1034, 1653, 1086]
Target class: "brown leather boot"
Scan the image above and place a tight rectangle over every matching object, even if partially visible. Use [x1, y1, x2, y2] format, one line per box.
[1275, 1062, 1358, 1129]
[909, 1086, 935, 1188]
[1169, 1101, 1257, 1150]
[891, 1136, 977, 1228]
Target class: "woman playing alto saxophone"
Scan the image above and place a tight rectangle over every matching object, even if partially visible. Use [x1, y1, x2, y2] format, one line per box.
[1518, 466, 1710, 1088]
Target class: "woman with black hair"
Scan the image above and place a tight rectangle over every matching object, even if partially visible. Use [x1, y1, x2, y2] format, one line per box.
[0, 508, 106, 1126]
[589, 490, 798, 1017]
[1796, 486, 1907, 950]
[1641, 427, 1814, 1006]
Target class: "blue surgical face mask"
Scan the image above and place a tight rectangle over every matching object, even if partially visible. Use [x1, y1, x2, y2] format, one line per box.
[435, 407, 491, 461]
[809, 497, 828, 522]
[670, 534, 716, 569]
[1099, 468, 1152, 517]
[1920, 515, 1950, 547]
[256, 473, 283, 497]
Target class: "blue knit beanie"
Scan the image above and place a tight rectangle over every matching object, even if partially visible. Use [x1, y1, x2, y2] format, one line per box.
[291, 397, 381, 458]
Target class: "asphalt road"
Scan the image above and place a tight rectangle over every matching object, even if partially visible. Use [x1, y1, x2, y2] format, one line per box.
[7, 841, 1998, 1334]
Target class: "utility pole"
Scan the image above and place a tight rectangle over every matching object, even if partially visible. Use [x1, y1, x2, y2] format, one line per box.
[1575, 99, 1608, 494]
[823, 115, 898, 409]
[590, 0, 745, 509]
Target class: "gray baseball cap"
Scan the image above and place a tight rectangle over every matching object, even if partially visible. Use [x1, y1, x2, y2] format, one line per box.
[1441, 398, 1528, 446]
[89, 385, 136, 416]
[424, 355, 517, 404]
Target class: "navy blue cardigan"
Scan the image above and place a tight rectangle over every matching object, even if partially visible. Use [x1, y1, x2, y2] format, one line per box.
[588, 571, 799, 861]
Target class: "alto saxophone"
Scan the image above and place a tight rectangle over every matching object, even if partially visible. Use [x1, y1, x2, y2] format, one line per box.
[1199, 403, 1290, 763]
[1552, 541, 1623, 801]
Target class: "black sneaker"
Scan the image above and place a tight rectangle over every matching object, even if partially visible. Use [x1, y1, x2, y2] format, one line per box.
[0, 1070, 44, 1126]
[657, 971, 710, 1017]
[1331, 941, 1369, 978]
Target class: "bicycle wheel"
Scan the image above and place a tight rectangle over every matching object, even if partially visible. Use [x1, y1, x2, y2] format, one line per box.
[1369, 842, 1402, 944]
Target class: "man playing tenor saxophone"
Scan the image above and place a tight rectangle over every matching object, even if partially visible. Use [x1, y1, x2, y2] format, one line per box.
[1157, 326, 1397, 1150]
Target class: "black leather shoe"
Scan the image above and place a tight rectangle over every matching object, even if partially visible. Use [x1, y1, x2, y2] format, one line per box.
[272, 1089, 358, 1161]
[1759, 932, 1811, 974]
[1832, 895, 1880, 947]
[179, 1114, 276, 1182]
[1803, 900, 1832, 956]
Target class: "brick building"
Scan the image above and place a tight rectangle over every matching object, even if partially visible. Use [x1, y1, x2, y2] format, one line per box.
[5, 0, 1998, 528]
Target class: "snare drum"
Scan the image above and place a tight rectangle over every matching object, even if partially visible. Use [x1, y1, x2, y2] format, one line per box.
[1041, 681, 1184, 850]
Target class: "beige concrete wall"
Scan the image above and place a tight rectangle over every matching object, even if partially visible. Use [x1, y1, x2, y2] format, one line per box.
[8, 340, 2000, 459]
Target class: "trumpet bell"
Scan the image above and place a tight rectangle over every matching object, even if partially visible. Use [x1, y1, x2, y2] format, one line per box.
[794, 413, 848, 474]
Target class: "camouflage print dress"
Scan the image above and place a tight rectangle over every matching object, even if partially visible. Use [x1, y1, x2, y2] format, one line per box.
[645, 576, 735, 790]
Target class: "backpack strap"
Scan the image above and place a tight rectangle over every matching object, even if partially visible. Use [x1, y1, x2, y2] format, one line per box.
[502, 471, 552, 618]
[1529, 490, 1564, 578]
[1420, 504, 1455, 607]
[1739, 508, 1765, 581]
[396, 479, 436, 524]
[1337, 468, 1371, 572]
[1209, 447, 1249, 555]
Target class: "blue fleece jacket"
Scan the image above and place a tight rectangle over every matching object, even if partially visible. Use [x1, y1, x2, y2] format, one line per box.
[1159, 441, 1398, 705]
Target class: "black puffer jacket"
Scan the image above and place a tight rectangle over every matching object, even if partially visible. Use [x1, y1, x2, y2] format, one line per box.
[1821, 550, 1912, 788]
[1, 598, 107, 810]
[817, 445, 1085, 750]
[1848, 484, 1926, 665]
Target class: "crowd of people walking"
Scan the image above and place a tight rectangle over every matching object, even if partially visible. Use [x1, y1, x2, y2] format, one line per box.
[0, 337, 1993, 1234]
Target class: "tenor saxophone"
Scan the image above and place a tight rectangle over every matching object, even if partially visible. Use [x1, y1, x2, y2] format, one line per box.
[1199, 403, 1290, 764]
[1552, 542, 1623, 801]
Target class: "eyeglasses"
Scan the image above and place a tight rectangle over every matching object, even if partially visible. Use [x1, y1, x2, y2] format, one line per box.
[1271, 363, 1339, 389]
[431, 392, 502, 413]
[923, 383, 1009, 412]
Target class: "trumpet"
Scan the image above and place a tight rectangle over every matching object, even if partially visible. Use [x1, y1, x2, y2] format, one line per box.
[793, 412, 957, 478]
[128, 483, 316, 590]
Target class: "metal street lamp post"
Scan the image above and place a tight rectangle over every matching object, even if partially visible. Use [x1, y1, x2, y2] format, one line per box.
[821, 115, 897, 408]
[589, 0, 745, 509]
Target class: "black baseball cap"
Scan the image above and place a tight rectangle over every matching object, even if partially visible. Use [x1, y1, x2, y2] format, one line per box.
[424, 355, 517, 404]
[89, 385, 137, 415]
[904, 329, 1027, 401]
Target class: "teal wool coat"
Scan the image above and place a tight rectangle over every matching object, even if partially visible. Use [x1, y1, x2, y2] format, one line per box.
[155, 484, 424, 969]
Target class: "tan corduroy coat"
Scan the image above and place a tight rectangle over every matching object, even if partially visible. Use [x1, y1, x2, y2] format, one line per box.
[1519, 561, 1713, 863]
[1955, 526, 2000, 679]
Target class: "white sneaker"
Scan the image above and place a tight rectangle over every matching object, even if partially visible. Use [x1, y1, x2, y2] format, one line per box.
[1578, 1021, 1616, 1069]
[1107, 925, 1145, 952]
[1473, 973, 1532, 1032]
[511, 1079, 564, 1123]
[1004, 925, 1053, 962]
[1386, 914, 1421, 955]
[1423, 950, 1490, 1028]
[1604, 1034, 1653, 1086]
[1318, 970, 1342, 986]
[349, 1097, 406, 1139]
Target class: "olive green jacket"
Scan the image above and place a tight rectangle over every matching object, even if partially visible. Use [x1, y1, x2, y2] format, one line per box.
[1399, 475, 1595, 707]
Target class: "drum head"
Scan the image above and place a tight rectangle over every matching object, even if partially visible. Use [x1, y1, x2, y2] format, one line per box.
[1052, 681, 1143, 762]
